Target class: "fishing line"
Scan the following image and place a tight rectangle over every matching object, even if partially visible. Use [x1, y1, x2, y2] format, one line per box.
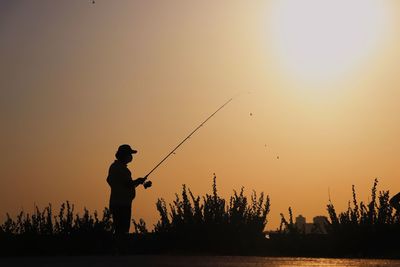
[144, 97, 234, 179]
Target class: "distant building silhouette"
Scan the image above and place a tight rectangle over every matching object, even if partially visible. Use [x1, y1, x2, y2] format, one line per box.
[295, 215, 328, 234]
[295, 215, 307, 233]
[312, 216, 328, 234]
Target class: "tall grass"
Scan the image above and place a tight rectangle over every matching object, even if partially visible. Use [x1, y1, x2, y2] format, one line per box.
[3, 177, 400, 257]
[326, 179, 400, 230]
[324, 179, 400, 256]
[279, 207, 298, 234]
[0, 202, 114, 255]
[0, 201, 112, 236]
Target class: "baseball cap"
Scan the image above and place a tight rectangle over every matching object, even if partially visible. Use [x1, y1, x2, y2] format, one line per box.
[117, 144, 137, 154]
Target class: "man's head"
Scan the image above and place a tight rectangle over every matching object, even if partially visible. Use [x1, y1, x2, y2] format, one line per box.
[115, 144, 137, 164]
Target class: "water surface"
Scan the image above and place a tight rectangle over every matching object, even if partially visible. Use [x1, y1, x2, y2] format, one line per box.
[2, 255, 400, 267]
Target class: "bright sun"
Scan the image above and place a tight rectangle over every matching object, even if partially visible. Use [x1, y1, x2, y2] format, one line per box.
[268, 0, 392, 84]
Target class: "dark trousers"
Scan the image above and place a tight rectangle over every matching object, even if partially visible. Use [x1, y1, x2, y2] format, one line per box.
[110, 204, 132, 235]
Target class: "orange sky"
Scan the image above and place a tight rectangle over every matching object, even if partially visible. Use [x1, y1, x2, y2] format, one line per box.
[1, 0, 400, 230]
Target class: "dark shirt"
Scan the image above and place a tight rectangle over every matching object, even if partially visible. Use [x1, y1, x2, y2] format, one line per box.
[106, 160, 140, 207]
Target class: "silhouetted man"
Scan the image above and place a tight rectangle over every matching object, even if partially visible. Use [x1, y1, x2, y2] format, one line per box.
[107, 144, 152, 237]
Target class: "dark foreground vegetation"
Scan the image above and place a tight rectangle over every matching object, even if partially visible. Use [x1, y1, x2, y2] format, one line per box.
[275, 178, 400, 258]
[1, 177, 400, 258]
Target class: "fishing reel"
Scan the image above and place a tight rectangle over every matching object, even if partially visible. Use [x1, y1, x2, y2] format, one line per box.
[143, 180, 152, 189]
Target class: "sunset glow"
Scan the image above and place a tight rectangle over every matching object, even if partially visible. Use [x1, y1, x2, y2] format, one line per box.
[268, 0, 392, 84]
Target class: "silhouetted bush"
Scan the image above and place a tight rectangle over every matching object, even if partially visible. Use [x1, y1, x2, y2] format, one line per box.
[0, 202, 113, 255]
[265, 179, 400, 258]
[149, 174, 270, 252]
[325, 179, 400, 257]
[3, 177, 400, 258]
[326, 179, 400, 229]
[0, 201, 112, 236]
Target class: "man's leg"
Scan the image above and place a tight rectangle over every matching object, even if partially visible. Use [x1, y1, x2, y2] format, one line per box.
[120, 205, 132, 234]
[111, 205, 132, 253]
[111, 206, 123, 236]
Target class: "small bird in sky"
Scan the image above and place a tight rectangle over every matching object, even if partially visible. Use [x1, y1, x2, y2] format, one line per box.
[277, 156, 280, 160]
[250, 113, 253, 116]
[92, 0, 95, 4]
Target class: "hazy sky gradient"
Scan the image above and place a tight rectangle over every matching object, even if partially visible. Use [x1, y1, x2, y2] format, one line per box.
[1, 0, 400, 229]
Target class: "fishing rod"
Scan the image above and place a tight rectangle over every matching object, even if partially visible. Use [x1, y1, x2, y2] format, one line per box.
[144, 97, 234, 179]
